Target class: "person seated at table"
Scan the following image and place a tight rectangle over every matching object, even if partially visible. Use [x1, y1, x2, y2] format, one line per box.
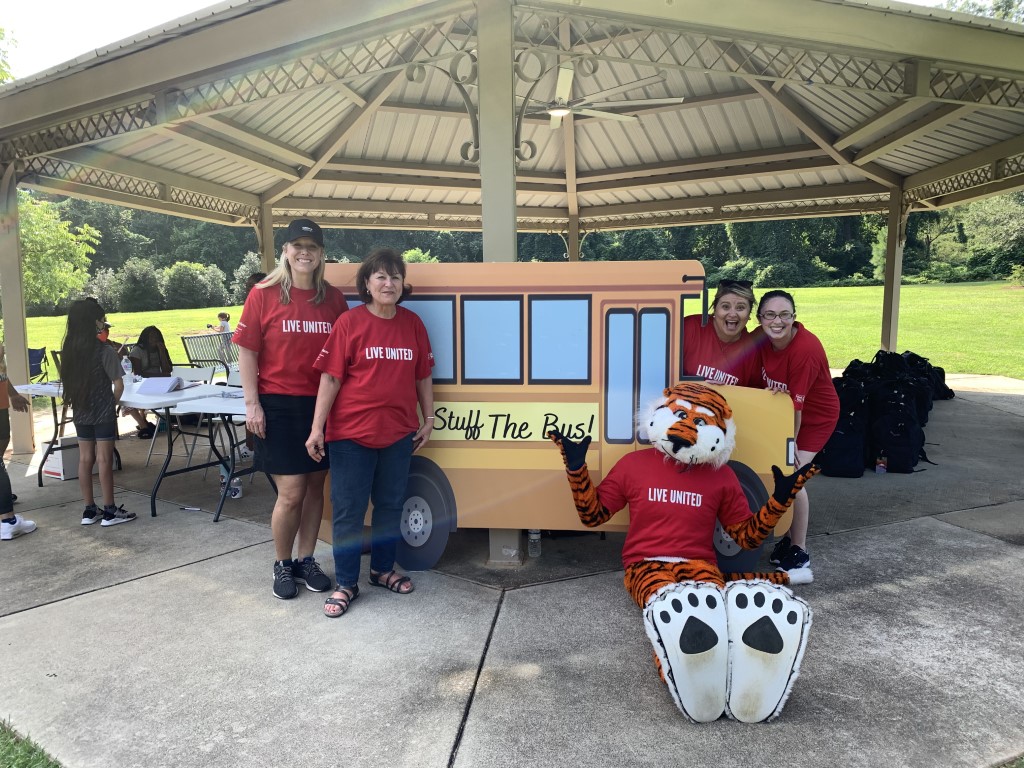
[126, 326, 174, 438]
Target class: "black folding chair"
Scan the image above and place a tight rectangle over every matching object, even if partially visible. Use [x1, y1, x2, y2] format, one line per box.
[28, 347, 49, 382]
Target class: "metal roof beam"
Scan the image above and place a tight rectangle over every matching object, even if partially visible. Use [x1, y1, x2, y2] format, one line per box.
[584, 182, 885, 218]
[578, 156, 834, 193]
[278, 197, 559, 219]
[904, 134, 1024, 191]
[578, 145, 825, 184]
[191, 115, 314, 168]
[40, 146, 261, 208]
[834, 98, 931, 151]
[321, 158, 565, 184]
[261, 67, 408, 207]
[854, 104, 979, 165]
[21, 176, 241, 225]
[161, 125, 301, 180]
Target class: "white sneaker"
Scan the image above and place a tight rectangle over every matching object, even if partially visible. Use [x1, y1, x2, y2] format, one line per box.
[1, 514, 38, 540]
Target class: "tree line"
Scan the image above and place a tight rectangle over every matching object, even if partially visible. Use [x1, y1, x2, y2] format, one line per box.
[9, 188, 1024, 317]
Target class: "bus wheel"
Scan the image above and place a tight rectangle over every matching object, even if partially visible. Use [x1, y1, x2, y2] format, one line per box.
[396, 458, 456, 571]
[715, 461, 769, 574]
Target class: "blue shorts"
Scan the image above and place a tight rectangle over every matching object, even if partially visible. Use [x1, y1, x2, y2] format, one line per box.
[75, 421, 117, 441]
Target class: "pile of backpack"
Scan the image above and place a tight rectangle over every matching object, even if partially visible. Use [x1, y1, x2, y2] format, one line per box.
[816, 350, 955, 477]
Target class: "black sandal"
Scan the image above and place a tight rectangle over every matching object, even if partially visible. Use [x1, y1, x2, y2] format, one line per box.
[323, 585, 359, 618]
[369, 570, 414, 594]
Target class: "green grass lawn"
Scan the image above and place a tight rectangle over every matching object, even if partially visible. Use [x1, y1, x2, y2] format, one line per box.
[17, 281, 1024, 379]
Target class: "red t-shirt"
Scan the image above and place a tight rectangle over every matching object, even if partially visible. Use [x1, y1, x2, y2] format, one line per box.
[759, 322, 840, 453]
[682, 314, 762, 387]
[233, 284, 348, 397]
[595, 448, 752, 567]
[314, 304, 434, 448]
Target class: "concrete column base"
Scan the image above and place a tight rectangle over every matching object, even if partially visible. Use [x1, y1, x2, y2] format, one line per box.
[486, 528, 525, 568]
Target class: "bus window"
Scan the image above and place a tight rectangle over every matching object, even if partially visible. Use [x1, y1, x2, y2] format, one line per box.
[529, 296, 591, 384]
[638, 309, 670, 414]
[462, 297, 523, 383]
[605, 309, 636, 443]
[403, 297, 456, 384]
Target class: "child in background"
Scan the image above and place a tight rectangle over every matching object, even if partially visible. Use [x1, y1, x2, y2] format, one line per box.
[60, 299, 135, 526]
[210, 313, 232, 333]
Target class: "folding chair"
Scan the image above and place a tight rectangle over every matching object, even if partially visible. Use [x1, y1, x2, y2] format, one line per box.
[144, 365, 216, 467]
[28, 348, 49, 382]
[201, 370, 250, 481]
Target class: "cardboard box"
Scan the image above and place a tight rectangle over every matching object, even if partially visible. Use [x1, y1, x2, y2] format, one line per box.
[41, 436, 98, 481]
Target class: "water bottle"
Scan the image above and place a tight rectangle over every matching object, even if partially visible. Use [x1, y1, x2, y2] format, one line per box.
[527, 529, 542, 557]
[121, 356, 133, 378]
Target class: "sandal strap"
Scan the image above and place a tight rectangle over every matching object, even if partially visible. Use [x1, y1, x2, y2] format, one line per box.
[372, 571, 413, 593]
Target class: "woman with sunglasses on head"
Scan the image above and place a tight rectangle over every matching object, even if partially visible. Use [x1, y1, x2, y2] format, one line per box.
[234, 218, 348, 601]
[756, 290, 838, 585]
[682, 279, 762, 387]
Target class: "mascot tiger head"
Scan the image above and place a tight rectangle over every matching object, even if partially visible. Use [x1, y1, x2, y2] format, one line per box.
[642, 382, 736, 468]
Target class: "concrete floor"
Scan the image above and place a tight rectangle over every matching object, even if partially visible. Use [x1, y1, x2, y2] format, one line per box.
[1, 373, 1022, 768]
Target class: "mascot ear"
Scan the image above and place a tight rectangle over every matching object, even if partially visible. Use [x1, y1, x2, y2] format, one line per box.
[662, 386, 672, 397]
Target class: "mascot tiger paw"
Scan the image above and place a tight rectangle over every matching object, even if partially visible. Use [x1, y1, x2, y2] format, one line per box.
[549, 382, 817, 722]
[642, 580, 811, 723]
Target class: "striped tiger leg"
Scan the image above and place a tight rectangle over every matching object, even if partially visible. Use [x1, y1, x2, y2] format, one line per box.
[624, 559, 726, 608]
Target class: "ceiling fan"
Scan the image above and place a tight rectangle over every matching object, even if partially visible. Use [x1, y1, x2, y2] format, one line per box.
[527, 64, 685, 129]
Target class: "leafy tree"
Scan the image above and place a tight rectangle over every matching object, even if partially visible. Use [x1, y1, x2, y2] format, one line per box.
[669, 225, 735, 268]
[727, 220, 830, 286]
[230, 252, 265, 303]
[117, 258, 163, 312]
[80, 268, 122, 311]
[161, 262, 225, 309]
[17, 191, 97, 310]
[0, 27, 13, 83]
[620, 228, 672, 260]
[57, 198, 153, 272]
[943, 0, 1024, 23]
[804, 217, 875, 279]
[402, 248, 438, 263]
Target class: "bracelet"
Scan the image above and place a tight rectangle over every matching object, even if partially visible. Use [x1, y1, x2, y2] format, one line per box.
[425, 416, 435, 420]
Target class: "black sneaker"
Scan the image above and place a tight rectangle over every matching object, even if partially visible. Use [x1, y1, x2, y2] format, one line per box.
[100, 504, 136, 527]
[776, 544, 813, 585]
[292, 556, 331, 592]
[273, 560, 298, 599]
[768, 535, 791, 566]
[81, 504, 100, 525]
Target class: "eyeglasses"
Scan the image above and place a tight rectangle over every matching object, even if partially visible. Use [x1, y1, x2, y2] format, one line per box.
[718, 279, 752, 290]
[759, 311, 794, 321]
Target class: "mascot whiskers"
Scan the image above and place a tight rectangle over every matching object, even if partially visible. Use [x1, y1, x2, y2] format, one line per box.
[548, 382, 818, 723]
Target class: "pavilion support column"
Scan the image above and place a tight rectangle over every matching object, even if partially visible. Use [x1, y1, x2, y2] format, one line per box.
[477, 0, 517, 264]
[253, 204, 277, 273]
[0, 164, 35, 453]
[567, 217, 581, 262]
[880, 187, 908, 352]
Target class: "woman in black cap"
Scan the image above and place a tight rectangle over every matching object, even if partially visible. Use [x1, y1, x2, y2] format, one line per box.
[233, 219, 349, 600]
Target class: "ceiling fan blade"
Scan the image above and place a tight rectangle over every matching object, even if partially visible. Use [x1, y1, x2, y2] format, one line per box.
[575, 108, 638, 123]
[554, 65, 575, 103]
[574, 73, 666, 106]
[612, 97, 686, 109]
[550, 112, 565, 130]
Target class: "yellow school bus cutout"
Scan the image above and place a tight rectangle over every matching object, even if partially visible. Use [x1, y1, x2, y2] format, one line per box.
[324, 261, 794, 571]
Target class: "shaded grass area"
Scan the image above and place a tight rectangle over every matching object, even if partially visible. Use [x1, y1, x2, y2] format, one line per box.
[0, 721, 62, 768]
[21, 281, 1024, 379]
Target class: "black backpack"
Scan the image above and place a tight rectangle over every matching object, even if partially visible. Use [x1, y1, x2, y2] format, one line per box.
[818, 377, 869, 478]
[870, 406, 926, 473]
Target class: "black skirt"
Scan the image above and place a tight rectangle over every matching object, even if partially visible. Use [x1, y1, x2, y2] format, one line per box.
[253, 394, 328, 475]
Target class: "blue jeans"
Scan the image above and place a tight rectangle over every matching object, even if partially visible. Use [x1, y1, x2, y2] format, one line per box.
[329, 435, 414, 588]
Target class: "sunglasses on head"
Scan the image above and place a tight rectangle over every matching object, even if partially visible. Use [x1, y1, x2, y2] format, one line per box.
[718, 279, 752, 290]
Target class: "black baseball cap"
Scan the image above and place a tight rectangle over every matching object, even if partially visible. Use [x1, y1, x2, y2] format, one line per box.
[283, 218, 323, 246]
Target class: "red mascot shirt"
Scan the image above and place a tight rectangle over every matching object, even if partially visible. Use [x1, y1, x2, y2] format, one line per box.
[596, 448, 752, 567]
[682, 314, 762, 387]
[314, 304, 434, 448]
[759, 322, 839, 453]
[233, 285, 348, 397]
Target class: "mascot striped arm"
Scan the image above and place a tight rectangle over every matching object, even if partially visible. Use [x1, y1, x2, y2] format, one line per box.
[548, 382, 817, 723]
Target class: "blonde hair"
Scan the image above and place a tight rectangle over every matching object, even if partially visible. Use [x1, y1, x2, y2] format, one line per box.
[258, 244, 329, 305]
[711, 280, 756, 312]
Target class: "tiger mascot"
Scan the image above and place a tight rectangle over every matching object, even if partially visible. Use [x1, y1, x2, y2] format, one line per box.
[548, 381, 817, 723]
